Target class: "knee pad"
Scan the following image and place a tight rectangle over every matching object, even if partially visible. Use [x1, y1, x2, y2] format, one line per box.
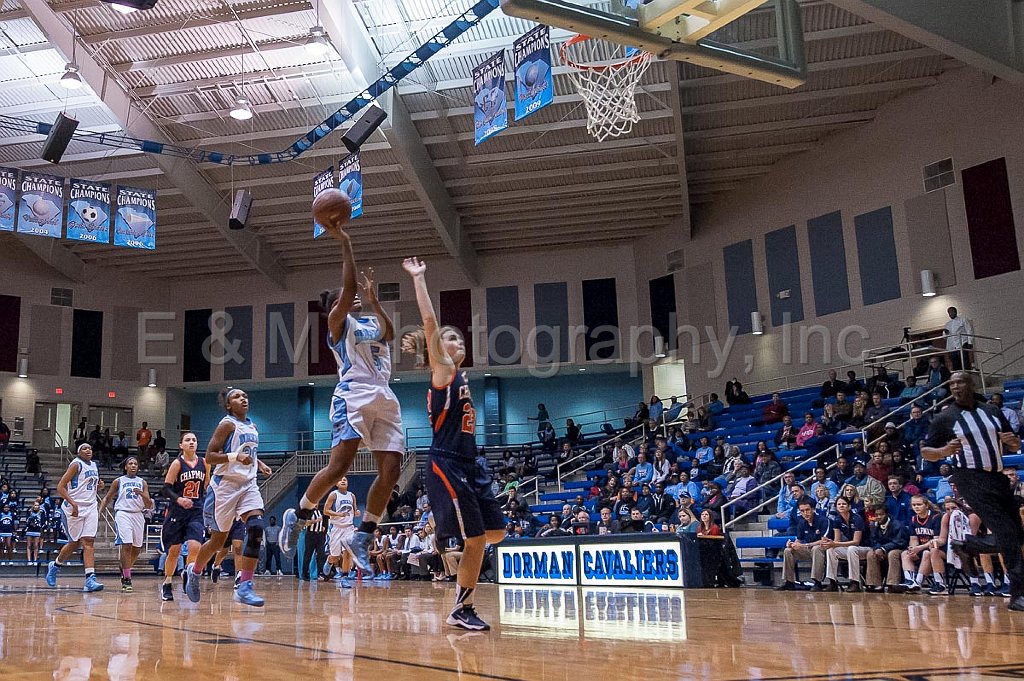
[243, 515, 265, 559]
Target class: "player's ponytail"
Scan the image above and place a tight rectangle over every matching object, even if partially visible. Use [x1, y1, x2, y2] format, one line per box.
[401, 327, 428, 368]
[319, 288, 340, 313]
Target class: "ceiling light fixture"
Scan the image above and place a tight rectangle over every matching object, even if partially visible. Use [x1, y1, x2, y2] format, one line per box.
[60, 63, 83, 89]
[230, 97, 253, 120]
[100, 0, 159, 12]
[305, 25, 331, 56]
[110, 3, 138, 13]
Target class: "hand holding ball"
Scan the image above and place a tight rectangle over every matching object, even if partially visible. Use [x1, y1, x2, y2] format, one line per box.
[313, 188, 353, 234]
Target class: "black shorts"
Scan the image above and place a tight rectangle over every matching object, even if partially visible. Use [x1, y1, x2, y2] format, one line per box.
[426, 454, 504, 541]
[229, 519, 246, 542]
[161, 508, 205, 550]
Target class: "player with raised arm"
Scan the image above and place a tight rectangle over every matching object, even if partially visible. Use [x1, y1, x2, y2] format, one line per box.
[159, 432, 208, 601]
[281, 195, 404, 577]
[323, 477, 360, 584]
[183, 389, 272, 607]
[46, 443, 105, 592]
[401, 257, 506, 630]
[99, 455, 154, 592]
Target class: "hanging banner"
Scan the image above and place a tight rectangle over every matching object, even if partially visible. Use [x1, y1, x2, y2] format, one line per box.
[473, 49, 508, 145]
[66, 178, 112, 244]
[113, 186, 156, 250]
[338, 153, 363, 220]
[513, 25, 552, 121]
[0, 167, 16, 233]
[312, 165, 335, 239]
[16, 172, 63, 238]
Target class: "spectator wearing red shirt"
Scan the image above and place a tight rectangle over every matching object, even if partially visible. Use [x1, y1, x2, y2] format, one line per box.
[866, 448, 892, 483]
[762, 393, 789, 426]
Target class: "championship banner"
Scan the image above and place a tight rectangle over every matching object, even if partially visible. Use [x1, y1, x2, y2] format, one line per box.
[312, 165, 335, 239]
[338, 153, 363, 220]
[0, 167, 16, 232]
[66, 178, 112, 244]
[473, 49, 508, 145]
[113, 185, 156, 250]
[513, 25, 552, 121]
[16, 171, 63, 238]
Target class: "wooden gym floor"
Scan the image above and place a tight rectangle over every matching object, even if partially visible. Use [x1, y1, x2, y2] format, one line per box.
[2, 575, 1023, 680]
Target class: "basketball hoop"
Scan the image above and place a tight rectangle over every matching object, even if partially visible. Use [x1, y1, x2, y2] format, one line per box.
[560, 34, 653, 142]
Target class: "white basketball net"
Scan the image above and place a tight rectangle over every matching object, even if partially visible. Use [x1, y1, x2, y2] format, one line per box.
[561, 36, 653, 142]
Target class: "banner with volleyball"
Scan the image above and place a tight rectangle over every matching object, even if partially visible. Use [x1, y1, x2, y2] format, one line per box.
[0, 167, 15, 232]
[513, 25, 552, 121]
[473, 49, 508, 145]
[16, 171, 63, 238]
[313, 165, 335, 239]
[66, 178, 112, 244]
[338, 153, 363, 220]
[113, 186, 156, 250]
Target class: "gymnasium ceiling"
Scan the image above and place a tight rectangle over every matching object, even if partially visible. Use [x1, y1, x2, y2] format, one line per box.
[0, 0, 993, 284]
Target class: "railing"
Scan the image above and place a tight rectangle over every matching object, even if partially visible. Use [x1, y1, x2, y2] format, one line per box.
[864, 331, 1002, 395]
[860, 379, 953, 452]
[720, 442, 840, 530]
[980, 335, 1024, 384]
[741, 361, 865, 397]
[497, 474, 541, 505]
[294, 449, 416, 476]
[555, 421, 649, 491]
[259, 454, 298, 511]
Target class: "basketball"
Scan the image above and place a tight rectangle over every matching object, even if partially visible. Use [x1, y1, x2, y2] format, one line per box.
[312, 188, 352, 231]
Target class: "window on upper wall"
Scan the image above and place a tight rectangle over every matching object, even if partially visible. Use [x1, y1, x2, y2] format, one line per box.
[50, 288, 73, 307]
[377, 282, 400, 302]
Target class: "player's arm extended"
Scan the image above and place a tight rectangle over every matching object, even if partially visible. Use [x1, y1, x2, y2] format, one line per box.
[205, 421, 238, 465]
[403, 257, 453, 385]
[327, 231, 358, 345]
[362, 269, 394, 343]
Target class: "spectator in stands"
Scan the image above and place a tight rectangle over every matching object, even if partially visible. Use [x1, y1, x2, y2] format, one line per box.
[556, 442, 574, 471]
[620, 507, 648, 533]
[867, 449, 892, 483]
[87, 425, 105, 466]
[925, 356, 951, 401]
[943, 306, 973, 371]
[846, 463, 883, 508]
[630, 451, 654, 487]
[864, 392, 888, 427]
[649, 483, 675, 524]
[634, 483, 654, 518]
[627, 402, 650, 430]
[540, 423, 557, 453]
[1004, 468, 1024, 504]
[774, 473, 798, 518]
[696, 406, 716, 432]
[753, 448, 782, 498]
[867, 366, 897, 399]
[843, 395, 868, 431]
[529, 403, 551, 437]
[833, 392, 853, 425]
[884, 476, 912, 525]
[674, 506, 699, 534]
[899, 375, 925, 405]
[762, 393, 789, 426]
[889, 450, 918, 490]
[821, 369, 844, 400]
[649, 396, 664, 426]
[612, 487, 634, 523]
[990, 393, 1021, 434]
[829, 457, 853, 488]
[696, 509, 722, 537]
[73, 418, 88, 448]
[595, 507, 619, 535]
[813, 484, 833, 518]
[796, 413, 817, 448]
[703, 481, 727, 517]
[152, 430, 168, 472]
[803, 423, 838, 459]
[933, 463, 954, 502]
[0, 417, 9, 453]
[571, 510, 593, 535]
[838, 483, 866, 518]
[822, 495, 867, 591]
[136, 421, 153, 469]
[112, 431, 129, 459]
[899, 495, 946, 594]
[726, 466, 757, 519]
[668, 471, 700, 504]
[903, 405, 930, 469]
[707, 393, 725, 416]
[773, 415, 798, 450]
[843, 437, 866, 464]
[539, 515, 572, 538]
[721, 447, 746, 484]
[664, 397, 685, 423]
[519, 449, 538, 478]
[725, 380, 751, 406]
[843, 370, 864, 395]
[865, 503, 910, 592]
[818, 403, 841, 435]
[776, 499, 829, 591]
[810, 467, 838, 499]
[880, 422, 902, 452]
[26, 448, 40, 476]
[565, 419, 581, 447]
[651, 449, 671, 486]
[693, 436, 714, 474]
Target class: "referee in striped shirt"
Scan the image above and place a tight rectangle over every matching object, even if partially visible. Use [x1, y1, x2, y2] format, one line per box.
[922, 371, 1024, 611]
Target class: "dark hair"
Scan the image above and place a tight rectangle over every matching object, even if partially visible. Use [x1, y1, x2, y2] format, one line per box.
[319, 288, 340, 313]
[179, 431, 196, 443]
[798, 498, 815, 509]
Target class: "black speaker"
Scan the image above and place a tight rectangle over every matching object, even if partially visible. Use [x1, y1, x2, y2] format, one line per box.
[41, 113, 79, 164]
[341, 105, 387, 153]
[229, 189, 252, 230]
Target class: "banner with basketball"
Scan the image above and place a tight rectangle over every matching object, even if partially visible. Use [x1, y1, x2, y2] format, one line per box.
[16, 171, 63, 238]
[313, 165, 335, 239]
[473, 50, 508, 145]
[338, 153, 363, 220]
[66, 178, 112, 244]
[113, 185, 156, 250]
[0, 167, 16, 233]
[513, 25, 552, 121]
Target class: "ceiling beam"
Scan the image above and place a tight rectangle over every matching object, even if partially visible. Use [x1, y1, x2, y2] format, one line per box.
[320, 0, 478, 284]
[19, 0, 290, 289]
[685, 111, 877, 139]
[665, 61, 692, 241]
[108, 39, 305, 74]
[11, 235, 87, 282]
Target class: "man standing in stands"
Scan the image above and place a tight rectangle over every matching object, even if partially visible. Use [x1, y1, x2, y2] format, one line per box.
[921, 371, 1023, 611]
[943, 306, 973, 371]
[135, 422, 152, 470]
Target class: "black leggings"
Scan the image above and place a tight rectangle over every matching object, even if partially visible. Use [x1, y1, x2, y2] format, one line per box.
[951, 468, 1024, 597]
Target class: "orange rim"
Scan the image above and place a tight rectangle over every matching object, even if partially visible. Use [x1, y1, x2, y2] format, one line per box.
[559, 34, 650, 72]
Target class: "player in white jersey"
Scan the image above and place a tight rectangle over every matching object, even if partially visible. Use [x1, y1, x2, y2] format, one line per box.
[99, 456, 153, 592]
[184, 388, 272, 607]
[282, 225, 404, 576]
[47, 443, 105, 592]
[322, 477, 360, 583]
